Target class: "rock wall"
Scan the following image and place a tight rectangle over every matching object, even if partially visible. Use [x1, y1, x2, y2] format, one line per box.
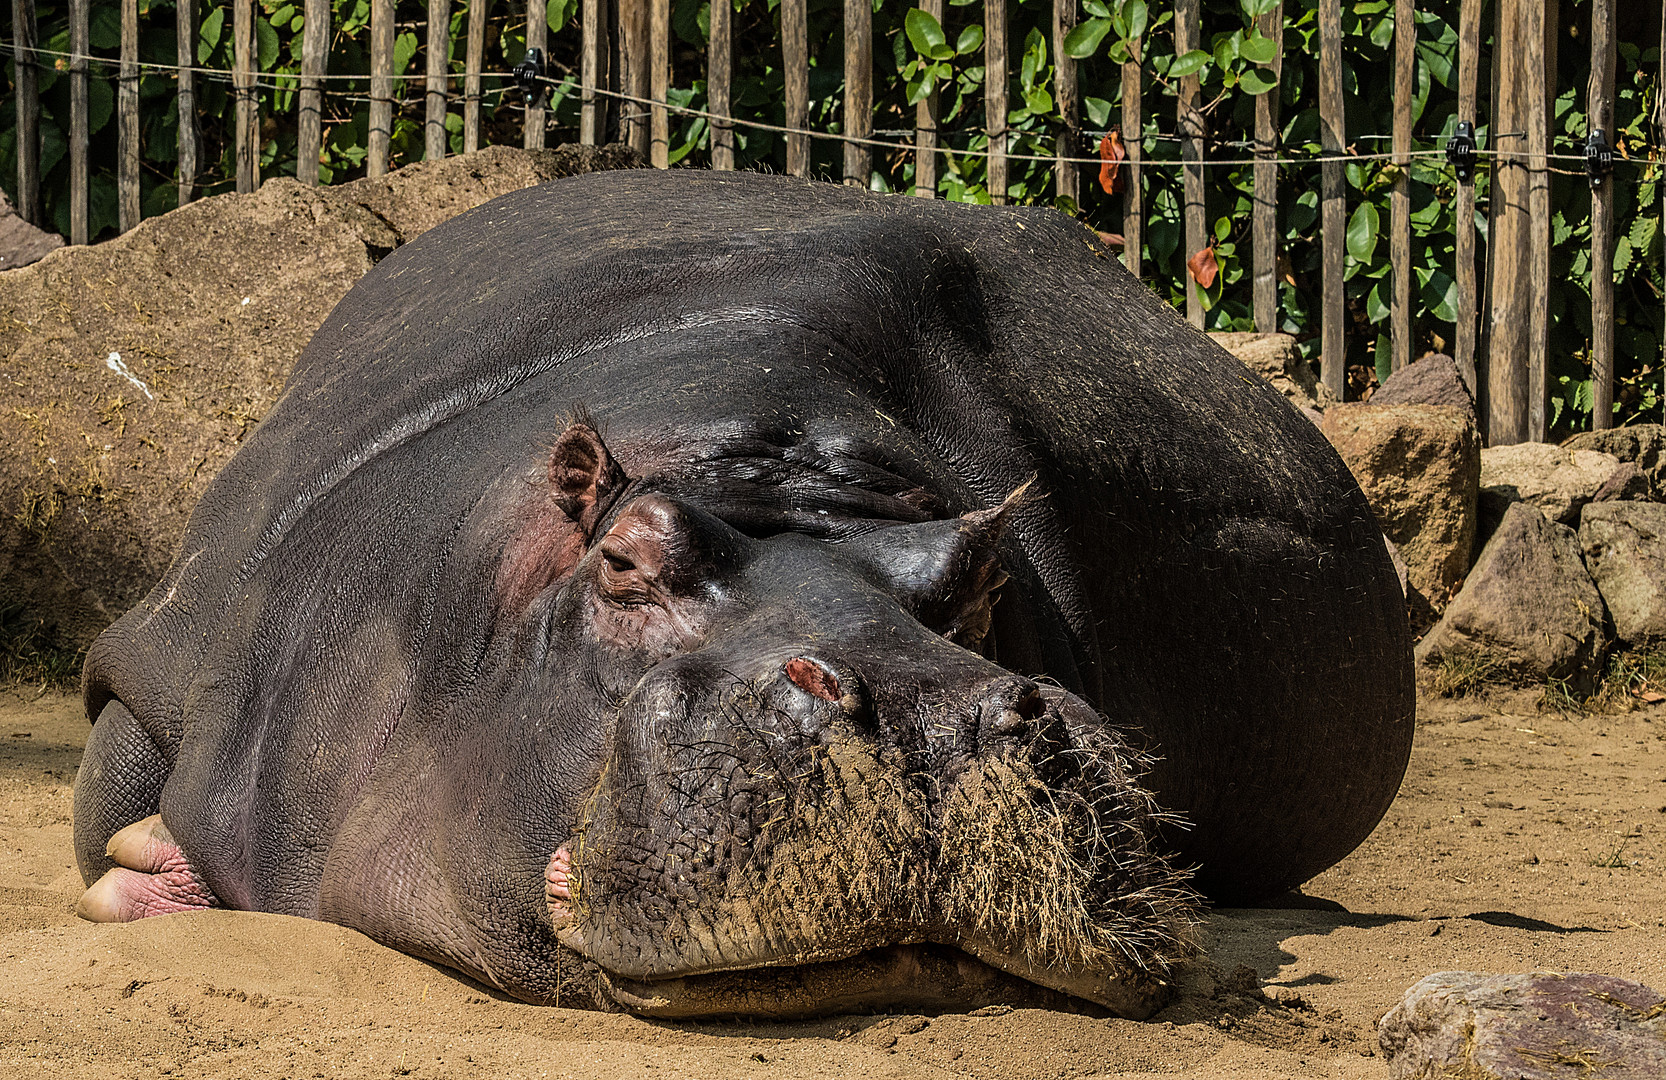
[0, 144, 643, 654]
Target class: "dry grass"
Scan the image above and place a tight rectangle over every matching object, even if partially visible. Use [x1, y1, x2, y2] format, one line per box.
[1426, 651, 1508, 698]
[0, 606, 83, 689]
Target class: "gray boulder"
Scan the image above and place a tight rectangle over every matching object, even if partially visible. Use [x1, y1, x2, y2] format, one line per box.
[1580, 501, 1666, 648]
[1371, 353, 1476, 423]
[0, 189, 65, 270]
[1566, 424, 1666, 496]
[1415, 502, 1608, 686]
[1594, 460, 1652, 503]
[1210, 331, 1335, 416]
[1321, 402, 1479, 608]
[1480, 442, 1622, 526]
[1379, 971, 1666, 1080]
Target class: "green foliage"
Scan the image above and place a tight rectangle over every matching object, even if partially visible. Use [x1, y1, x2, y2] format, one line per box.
[1, 0, 1661, 429]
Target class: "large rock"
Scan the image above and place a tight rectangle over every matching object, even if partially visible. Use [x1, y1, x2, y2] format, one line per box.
[1565, 424, 1666, 496]
[1379, 971, 1666, 1080]
[0, 189, 65, 270]
[0, 144, 643, 654]
[1210, 331, 1335, 416]
[1415, 502, 1608, 685]
[1320, 402, 1478, 607]
[1480, 442, 1623, 526]
[1580, 501, 1666, 648]
[1370, 353, 1476, 423]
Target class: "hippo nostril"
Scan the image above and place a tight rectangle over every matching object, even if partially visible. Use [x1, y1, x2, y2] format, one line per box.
[1014, 687, 1046, 722]
[978, 680, 1045, 744]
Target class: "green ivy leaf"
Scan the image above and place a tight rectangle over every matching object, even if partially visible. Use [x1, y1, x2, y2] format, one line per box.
[1240, 33, 1277, 65]
[1122, 0, 1147, 40]
[1063, 18, 1114, 59]
[198, 7, 224, 64]
[1084, 95, 1112, 128]
[1239, 68, 1277, 95]
[905, 9, 948, 58]
[256, 17, 280, 71]
[1169, 50, 1210, 78]
[1025, 87, 1054, 113]
[393, 30, 419, 76]
[1107, 39, 1130, 64]
[548, 0, 577, 34]
[956, 24, 984, 55]
[1083, 0, 1112, 16]
[1422, 268, 1458, 322]
[1347, 202, 1380, 263]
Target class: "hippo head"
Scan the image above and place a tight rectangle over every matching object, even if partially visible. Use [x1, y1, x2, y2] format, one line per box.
[511, 422, 1196, 1018]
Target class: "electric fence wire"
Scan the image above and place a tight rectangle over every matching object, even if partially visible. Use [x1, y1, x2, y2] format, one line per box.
[3, 39, 1656, 177]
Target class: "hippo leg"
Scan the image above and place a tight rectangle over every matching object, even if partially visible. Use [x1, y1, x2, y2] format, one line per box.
[72, 698, 168, 884]
[75, 815, 219, 922]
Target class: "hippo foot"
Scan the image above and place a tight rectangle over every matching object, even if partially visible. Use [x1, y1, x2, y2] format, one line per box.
[75, 815, 219, 922]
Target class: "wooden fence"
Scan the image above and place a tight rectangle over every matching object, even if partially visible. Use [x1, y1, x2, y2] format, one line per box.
[2, 0, 1643, 443]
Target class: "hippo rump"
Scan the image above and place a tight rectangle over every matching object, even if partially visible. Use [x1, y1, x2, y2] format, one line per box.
[71, 170, 1412, 1019]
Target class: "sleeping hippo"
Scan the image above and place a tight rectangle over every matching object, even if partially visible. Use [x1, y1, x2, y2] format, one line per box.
[71, 170, 1413, 1019]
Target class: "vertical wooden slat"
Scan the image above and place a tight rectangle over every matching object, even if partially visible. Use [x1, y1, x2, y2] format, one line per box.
[841, 0, 871, 185]
[1177, 0, 1204, 327]
[426, 0, 452, 159]
[619, 0, 649, 156]
[579, 0, 603, 147]
[1389, 0, 1414, 373]
[649, 0, 669, 167]
[913, 0, 943, 197]
[1527, 0, 1557, 441]
[233, 0, 258, 191]
[297, 0, 327, 182]
[1251, 2, 1281, 329]
[1318, 0, 1346, 399]
[1453, 0, 1479, 392]
[708, 0, 733, 167]
[985, 0, 1008, 204]
[119, 0, 140, 230]
[466, 0, 492, 152]
[1589, 0, 1617, 430]
[1121, 33, 1141, 276]
[783, 0, 808, 176]
[1051, 0, 1078, 203]
[524, 0, 548, 149]
[367, 0, 393, 176]
[9, 0, 40, 225]
[71, 0, 91, 239]
[1485, 0, 1548, 445]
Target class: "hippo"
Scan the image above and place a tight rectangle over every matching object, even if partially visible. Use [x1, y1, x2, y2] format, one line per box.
[71, 170, 1413, 1019]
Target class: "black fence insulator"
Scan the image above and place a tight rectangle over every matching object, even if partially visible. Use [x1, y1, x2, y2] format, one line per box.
[514, 48, 547, 106]
[1447, 121, 1477, 183]
[1586, 130, 1614, 189]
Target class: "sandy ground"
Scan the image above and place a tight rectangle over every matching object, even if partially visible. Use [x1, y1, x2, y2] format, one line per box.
[2, 686, 1663, 1079]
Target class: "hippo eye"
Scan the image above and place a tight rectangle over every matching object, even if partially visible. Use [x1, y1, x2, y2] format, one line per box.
[602, 550, 635, 574]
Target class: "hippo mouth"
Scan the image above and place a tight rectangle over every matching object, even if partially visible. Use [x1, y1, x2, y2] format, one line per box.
[588, 942, 1142, 1019]
[547, 677, 1197, 1019]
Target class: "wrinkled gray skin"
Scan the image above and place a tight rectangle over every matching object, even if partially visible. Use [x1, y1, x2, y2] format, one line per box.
[73, 171, 1413, 1018]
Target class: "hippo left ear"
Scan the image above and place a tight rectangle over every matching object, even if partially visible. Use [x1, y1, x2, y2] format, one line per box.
[849, 485, 1026, 647]
[549, 417, 630, 539]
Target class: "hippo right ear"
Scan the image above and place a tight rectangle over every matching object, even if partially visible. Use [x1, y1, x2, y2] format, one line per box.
[549, 419, 630, 538]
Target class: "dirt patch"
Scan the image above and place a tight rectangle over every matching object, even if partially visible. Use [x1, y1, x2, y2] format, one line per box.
[1, 687, 1660, 1078]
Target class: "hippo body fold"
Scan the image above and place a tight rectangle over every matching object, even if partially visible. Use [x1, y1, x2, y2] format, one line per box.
[74, 171, 1413, 1017]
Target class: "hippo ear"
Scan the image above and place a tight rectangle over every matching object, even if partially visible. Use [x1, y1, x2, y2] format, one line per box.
[550, 418, 630, 538]
[851, 485, 1026, 647]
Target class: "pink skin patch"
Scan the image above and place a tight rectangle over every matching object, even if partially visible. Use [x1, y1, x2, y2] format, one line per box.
[785, 657, 841, 702]
[76, 815, 218, 922]
[546, 844, 574, 923]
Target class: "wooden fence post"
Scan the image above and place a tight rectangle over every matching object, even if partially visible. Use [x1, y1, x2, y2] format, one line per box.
[466, 0, 493, 152]
[71, 0, 90, 238]
[985, 0, 1007, 204]
[119, 0, 140, 230]
[1453, 0, 1479, 393]
[1121, 31, 1141, 277]
[1389, 0, 1414, 373]
[1177, 0, 1204, 328]
[1589, 0, 1617, 430]
[650, 0, 669, 167]
[708, 0, 733, 167]
[914, 0, 943, 197]
[1485, 0, 1552, 444]
[9, 0, 40, 225]
[843, 0, 871, 185]
[1251, 2, 1281, 329]
[619, 0, 650, 157]
[298, 0, 328, 182]
[1051, 0, 1078, 203]
[524, 0, 548, 149]
[783, 0, 809, 176]
[368, 0, 393, 177]
[1318, 0, 1346, 399]
[427, 0, 452, 160]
